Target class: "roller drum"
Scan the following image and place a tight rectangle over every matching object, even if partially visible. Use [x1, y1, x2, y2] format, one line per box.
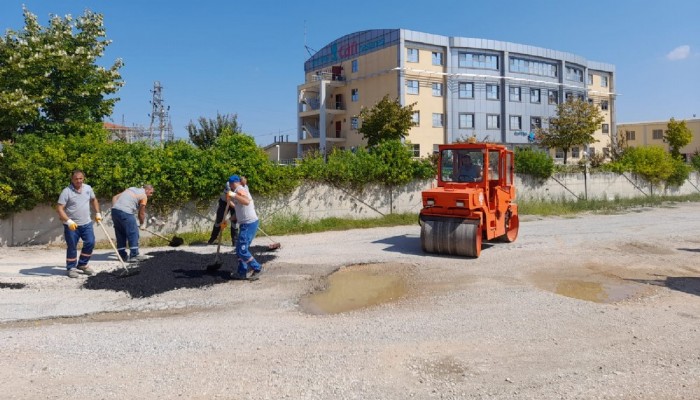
[420, 217, 482, 257]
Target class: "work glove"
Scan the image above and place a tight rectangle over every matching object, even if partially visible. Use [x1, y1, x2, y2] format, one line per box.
[65, 219, 78, 231]
[94, 213, 102, 223]
[220, 221, 228, 229]
[227, 190, 236, 199]
[139, 223, 145, 230]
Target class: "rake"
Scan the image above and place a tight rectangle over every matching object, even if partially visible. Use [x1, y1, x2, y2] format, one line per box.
[141, 226, 184, 247]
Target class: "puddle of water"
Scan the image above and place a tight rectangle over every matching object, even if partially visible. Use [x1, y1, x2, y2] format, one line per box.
[553, 279, 642, 303]
[301, 266, 408, 314]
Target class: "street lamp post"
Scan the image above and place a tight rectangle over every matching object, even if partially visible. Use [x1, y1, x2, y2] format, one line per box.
[275, 144, 280, 164]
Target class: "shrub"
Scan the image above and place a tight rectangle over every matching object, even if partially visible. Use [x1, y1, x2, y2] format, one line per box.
[514, 148, 554, 180]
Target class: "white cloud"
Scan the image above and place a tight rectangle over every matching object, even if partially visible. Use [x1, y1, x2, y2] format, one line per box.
[666, 45, 690, 61]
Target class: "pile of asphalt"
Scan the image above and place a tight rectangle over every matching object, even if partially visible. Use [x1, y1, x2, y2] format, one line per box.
[83, 245, 278, 298]
[0, 282, 25, 289]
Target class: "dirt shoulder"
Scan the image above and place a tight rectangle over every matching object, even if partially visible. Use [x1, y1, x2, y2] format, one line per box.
[1, 204, 699, 399]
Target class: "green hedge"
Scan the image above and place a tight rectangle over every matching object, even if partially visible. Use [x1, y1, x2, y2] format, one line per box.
[0, 133, 434, 217]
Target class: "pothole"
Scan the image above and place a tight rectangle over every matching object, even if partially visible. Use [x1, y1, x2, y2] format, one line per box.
[300, 263, 411, 314]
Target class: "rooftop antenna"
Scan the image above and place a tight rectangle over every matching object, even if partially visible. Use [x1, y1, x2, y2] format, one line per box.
[304, 20, 316, 57]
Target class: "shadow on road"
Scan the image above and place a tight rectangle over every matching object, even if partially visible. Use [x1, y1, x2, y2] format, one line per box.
[627, 275, 700, 297]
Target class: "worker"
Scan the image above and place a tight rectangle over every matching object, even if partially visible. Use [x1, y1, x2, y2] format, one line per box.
[226, 175, 262, 281]
[111, 184, 155, 263]
[456, 154, 482, 182]
[55, 169, 102, 278]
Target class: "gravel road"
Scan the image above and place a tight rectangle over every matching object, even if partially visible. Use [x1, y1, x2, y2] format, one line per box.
[1, 203, 699, 399]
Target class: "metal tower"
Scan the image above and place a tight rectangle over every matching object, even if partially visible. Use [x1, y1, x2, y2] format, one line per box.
[148, 81, 173, 146]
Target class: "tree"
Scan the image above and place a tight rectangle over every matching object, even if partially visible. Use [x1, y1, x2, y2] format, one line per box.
[536, 98, 604, 164]
[0, 7, 124, 140]
[664, 118, 692, 160]
[358, 95, 415, 147]
[187, 112, 242, 149]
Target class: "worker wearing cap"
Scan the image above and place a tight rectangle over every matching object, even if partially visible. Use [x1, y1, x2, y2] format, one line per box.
[111, 184, 154, 262]
[207, 175, 247, 246]
[226, 175, 262, 281]
[56, 169, 102, 278]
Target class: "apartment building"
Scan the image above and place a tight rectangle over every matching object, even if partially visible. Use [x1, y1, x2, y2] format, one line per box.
[298, 29, 615, 159]
[617, 118, 700, 160]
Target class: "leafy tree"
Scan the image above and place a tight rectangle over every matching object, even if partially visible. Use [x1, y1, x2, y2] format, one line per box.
[536, 98, 604, 164]
[358, 95, 415, 147]
[187, 112, 242, 149]
[0, 7, 123, 140]
[664, 118, 692, 160]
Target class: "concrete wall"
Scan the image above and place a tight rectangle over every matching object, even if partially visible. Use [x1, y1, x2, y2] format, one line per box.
[2, 172, 699, 246]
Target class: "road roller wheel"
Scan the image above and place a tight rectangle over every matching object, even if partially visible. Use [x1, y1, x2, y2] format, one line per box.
[420, 216, 482, 258]
[501, 212, 519, 243]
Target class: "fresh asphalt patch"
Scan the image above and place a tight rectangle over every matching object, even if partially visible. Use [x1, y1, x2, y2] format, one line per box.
[83, 246, 278, 298]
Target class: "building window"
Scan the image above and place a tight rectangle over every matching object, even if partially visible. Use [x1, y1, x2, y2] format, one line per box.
[432, 52, 443, 66]
[432, 113, 444, 128]
[412, 111, 420, 126]
[572, 147, 580, 158]
[555, 149, 564, 159]
[486, 84, 499, 100]
[652, 129, 663, 139]
[487, 114, 500, 129]
[625, 130, 636, 141]
[509, 57, 557, 77]
[589, 147, 596, 156]
[459, 52, 499, 69]
[351, 88, 359, 102]
[603, 147, 610, 158]
[566, 66, 583, 82]
[432, 83, 443, 97]
[459, 113, 474, 128]
[548, 90, 558, 104]
[530, 88, 541, 103]
[458, 82, 474, 98]
[601, 100, 609, 110]
[351, 117, 359, 130]
[602, 123, 609, 133]
[509, 86, 521, 102]
[410, 144, 420, 157]
[530, 117, 542, 130]
[351, 59, 358, 73]
[407, 80, 419, 95]
[587, 74, 593, 85]
[601, 76, 608, 87]
[407, 48, 419, 63]
[510, 115, 522, 130]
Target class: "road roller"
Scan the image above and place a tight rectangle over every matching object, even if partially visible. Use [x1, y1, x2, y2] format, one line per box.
[419, 143, 519, 258]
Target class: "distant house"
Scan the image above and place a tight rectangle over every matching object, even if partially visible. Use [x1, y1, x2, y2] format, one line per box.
[263, 140, 297, 165]
[617, 118, 700, 161]
[103, 122, 147, 142]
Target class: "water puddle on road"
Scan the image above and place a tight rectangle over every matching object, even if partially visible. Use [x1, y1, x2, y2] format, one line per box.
[531, 267, 650, 303]
[550, 279, 642, 303]
[300, 263, 409, 314]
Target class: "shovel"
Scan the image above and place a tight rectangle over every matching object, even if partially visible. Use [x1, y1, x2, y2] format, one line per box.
[141, 226, 184, 247]
[97, 220, 139, 277]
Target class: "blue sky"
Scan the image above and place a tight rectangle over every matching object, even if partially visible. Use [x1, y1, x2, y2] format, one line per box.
[2, 0, 698, 146]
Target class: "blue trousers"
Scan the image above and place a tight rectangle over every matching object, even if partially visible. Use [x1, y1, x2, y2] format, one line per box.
[64, 223, 95, 270]
[111, 208, 140, 260]
[236, 220, 262, 276]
